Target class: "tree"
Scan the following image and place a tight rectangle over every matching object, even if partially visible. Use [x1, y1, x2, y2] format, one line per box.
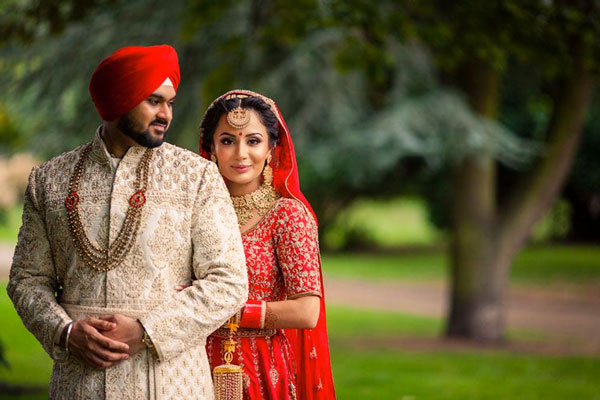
[395, 0, 598, 340]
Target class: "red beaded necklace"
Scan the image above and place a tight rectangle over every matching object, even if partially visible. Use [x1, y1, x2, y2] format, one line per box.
[65, 142, 153, 272]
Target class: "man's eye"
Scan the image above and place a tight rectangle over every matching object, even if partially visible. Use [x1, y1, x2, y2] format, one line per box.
[148, 99, 159, 105]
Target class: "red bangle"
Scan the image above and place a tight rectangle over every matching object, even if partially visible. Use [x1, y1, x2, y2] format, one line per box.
[240, 300, 265, 329]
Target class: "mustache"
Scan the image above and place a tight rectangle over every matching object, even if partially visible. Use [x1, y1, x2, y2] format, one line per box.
[151, 118, 168, 126]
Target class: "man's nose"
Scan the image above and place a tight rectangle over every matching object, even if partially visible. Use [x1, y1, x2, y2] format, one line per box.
[157, 103, 172, 122]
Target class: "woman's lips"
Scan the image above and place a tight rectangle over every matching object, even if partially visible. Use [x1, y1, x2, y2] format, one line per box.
[232, 165, 251, 172]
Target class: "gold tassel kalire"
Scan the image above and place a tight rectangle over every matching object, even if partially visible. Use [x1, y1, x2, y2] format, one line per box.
[213, 316, 244, 400]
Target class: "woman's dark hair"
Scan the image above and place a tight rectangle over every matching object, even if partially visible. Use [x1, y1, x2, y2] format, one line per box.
[200, 96, 280, 154]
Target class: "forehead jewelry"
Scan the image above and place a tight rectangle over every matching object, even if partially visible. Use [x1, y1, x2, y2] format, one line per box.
[225, 95, 251, 129]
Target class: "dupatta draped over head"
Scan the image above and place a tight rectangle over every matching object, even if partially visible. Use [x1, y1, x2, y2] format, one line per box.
[199, 89, 336, 400]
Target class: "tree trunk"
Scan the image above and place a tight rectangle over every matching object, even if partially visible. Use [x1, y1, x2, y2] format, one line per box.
[446, 59, 504, 340]
[446, 49, 595, 341]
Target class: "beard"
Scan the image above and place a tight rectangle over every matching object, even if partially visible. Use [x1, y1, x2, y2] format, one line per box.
[117, 113, 167, 148]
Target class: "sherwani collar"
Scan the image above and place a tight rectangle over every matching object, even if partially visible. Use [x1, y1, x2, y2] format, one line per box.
[89, 126, 156, 167]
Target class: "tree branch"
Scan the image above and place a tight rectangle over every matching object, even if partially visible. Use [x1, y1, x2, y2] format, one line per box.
[497, 52, 595, 260]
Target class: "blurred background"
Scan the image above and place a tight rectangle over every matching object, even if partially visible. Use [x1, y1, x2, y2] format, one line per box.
[1, 0, 599, 398]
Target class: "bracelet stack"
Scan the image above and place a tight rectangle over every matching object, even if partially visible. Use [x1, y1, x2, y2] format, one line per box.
[64, 321, 74, 353]
[239, 300, 266, 329]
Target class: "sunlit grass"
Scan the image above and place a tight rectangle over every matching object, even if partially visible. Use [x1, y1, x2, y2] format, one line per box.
[322, 245, 600, 285]
[0, 205, 21, 244]
[332, 345, 600, 400]
[322, 197, 443, 249]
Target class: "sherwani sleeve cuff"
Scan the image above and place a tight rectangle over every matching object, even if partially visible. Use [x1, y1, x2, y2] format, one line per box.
[136, 318, 164, 362]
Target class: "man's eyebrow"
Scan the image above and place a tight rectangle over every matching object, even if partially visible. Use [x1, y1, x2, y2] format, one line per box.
[148, 93, 176, 102]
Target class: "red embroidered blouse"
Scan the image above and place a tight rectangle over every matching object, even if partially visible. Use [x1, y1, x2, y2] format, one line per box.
[207, 198, 322, 399]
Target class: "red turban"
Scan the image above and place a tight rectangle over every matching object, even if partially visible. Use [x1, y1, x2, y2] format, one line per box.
[89, 45, 180, 121]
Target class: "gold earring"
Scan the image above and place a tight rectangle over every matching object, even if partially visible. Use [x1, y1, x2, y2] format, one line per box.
[211, 154, 217, 163]
[263, 154, 273, 186]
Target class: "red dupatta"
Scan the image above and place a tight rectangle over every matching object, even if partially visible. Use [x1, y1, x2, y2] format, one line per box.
[199, 90, 336, 399]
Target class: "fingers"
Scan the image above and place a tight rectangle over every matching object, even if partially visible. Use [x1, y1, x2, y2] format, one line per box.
[94, 346, 130, 362]
[86, 353, 119, 370]
[69, 319, 130, 369]
[96, 334, 130, 353]
[87, 316, 117, 331]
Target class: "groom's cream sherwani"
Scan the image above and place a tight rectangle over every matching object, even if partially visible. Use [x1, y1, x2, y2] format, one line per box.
[7, 130, 248, 399]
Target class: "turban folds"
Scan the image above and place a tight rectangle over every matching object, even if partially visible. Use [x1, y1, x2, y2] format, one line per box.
[89, 45, 180, 121]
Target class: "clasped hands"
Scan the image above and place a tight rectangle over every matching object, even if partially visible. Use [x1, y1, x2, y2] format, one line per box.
[67, 314, 146, 370]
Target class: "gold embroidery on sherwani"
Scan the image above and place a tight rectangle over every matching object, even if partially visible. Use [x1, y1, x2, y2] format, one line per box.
[7, 128, 248, 400]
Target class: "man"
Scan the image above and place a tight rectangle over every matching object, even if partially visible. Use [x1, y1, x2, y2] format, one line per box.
[7, 45, 248, 399]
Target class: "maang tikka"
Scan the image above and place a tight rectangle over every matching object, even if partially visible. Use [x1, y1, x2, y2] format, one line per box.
[226, 96, 250, 129]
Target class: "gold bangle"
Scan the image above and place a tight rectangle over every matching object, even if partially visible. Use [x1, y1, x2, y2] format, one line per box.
[259, 301, 267, 329]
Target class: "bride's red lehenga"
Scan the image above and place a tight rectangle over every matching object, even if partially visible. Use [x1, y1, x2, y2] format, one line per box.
[200, 90, 336, 400]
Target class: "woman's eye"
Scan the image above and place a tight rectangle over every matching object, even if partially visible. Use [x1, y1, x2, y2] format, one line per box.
[220, 138, 234, 145]
[248, 139, 261, 145]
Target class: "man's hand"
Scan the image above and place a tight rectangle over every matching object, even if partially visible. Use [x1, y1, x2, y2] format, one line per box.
[98, 314, 146, 356]
[68, 317, 130, 370]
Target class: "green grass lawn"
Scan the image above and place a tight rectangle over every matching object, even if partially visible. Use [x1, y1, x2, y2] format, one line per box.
[0, 206, 21, 245]
[328, 306, 599, 399]
[332, 345, 600, 399]
[1, 284, 599, 399]
[322, 244, 600, 285]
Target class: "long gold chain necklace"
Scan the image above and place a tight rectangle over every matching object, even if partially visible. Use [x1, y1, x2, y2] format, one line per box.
[65, 143, 153, 272]
[231, 183, 279, 227]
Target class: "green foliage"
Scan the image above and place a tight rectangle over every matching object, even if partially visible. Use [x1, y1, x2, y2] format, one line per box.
[570, 93, 600, 193]
[0, 0, 543, 232]
[0, 0, 119, 45]
[2, 0, 598, 238]
[0, 106, 24, 154]
[323, 197, 442, 250]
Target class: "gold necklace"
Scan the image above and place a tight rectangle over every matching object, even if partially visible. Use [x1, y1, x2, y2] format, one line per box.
[231, 183, 279, 227]
[65, 143, 153, 272]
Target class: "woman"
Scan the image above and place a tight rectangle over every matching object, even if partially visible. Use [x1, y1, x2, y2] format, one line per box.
[197, 90, 336, 399]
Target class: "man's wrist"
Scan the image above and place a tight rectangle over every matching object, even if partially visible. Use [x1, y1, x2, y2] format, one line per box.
[58, 321, 74, 348]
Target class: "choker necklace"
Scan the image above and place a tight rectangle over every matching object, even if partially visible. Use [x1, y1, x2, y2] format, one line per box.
[65, 142, 153, 272]
[231, 183, 279, 227]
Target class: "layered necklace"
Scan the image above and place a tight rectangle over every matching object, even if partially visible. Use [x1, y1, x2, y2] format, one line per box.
[231, 183, 279, 227]
[65, 142, 153, 272]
